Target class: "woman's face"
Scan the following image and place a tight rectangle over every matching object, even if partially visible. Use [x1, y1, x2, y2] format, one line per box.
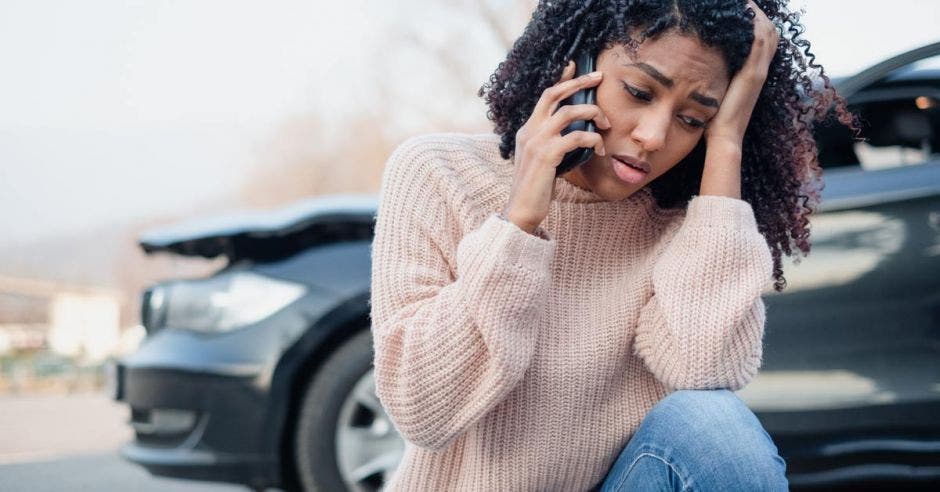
[563, 31, 731, 201]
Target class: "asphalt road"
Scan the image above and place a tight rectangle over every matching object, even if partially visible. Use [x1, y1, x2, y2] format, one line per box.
[0, 451, 248, 492]
[0, 391, 278, 491]
[0, 392, 131, 464]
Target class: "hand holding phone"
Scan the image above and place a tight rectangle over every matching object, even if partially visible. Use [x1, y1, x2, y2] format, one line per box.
[556, 51, 600, 176]
[501, 54, 609, 235]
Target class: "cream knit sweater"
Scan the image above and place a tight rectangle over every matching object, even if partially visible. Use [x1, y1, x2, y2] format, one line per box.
[369, 132, 774, 491]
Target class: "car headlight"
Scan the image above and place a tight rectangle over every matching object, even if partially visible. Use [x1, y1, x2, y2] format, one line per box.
[141, 285, 168, 334]
[144, 271, 307, 334]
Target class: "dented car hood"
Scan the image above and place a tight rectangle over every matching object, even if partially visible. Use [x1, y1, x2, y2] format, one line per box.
[138, 194, 379, 261]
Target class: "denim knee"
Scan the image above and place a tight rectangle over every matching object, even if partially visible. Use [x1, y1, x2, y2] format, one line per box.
[653, 390, 767, 432]
[630, 389, 788, 490]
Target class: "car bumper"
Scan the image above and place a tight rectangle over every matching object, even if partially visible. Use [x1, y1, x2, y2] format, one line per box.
[113, 328, 280, 488]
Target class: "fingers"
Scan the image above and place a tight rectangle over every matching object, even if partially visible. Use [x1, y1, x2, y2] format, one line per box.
[556, 130, 606, 158]
[532, 64, 604, 120]
[562, 59, 576, 80]
[748, 0, 779, 46]
[742, 0, 779, 79]
[548, 104, 611, 134]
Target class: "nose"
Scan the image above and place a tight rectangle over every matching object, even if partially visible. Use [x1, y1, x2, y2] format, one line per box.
[630, 108, 669, 153]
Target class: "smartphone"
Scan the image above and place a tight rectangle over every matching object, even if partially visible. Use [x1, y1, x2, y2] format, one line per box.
[555, 51, 599, 177]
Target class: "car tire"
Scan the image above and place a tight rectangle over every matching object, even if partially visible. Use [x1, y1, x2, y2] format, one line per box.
[293, 329, 403, 492]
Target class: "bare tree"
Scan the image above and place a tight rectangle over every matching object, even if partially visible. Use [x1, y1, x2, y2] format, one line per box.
[237, 0, 538, 206]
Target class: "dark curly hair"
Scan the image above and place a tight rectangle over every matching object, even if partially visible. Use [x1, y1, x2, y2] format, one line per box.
[477, 0, 859, 292]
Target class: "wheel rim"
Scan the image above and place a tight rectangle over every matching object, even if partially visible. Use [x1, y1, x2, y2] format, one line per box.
[335, 368, 404, 492]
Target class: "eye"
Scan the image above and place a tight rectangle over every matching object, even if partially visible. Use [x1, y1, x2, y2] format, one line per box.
[680, 116, 706, 129]
[623, 81, 707, 130]
[622, 82, 651, 102]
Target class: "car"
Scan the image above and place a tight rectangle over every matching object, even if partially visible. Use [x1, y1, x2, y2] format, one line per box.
[736, 40, 940, 490]
[112, 195, 384, 491]
[113, 41, 940, 491]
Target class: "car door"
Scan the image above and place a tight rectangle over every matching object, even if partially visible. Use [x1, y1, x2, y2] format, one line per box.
[738, 42, 940, 486]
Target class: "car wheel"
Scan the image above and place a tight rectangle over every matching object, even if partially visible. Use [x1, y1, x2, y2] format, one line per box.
[294, 329, 405, 492]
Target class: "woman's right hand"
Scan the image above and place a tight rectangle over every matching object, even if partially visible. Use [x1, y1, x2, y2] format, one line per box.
[502, 60, 611, 235]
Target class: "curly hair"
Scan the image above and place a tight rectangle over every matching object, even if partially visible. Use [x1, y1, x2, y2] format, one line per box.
[477, 0, 859, 292]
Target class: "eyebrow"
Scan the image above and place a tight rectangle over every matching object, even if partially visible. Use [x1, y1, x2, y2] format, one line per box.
[623, 61, 720, 109]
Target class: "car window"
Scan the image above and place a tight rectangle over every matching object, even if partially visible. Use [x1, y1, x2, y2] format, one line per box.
[816, 54, 940, 171]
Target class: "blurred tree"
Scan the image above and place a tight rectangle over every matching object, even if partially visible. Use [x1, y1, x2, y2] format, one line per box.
[237, 0, 537, 207]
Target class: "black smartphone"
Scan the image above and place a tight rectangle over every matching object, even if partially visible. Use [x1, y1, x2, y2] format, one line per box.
[555, 51, 599, 177]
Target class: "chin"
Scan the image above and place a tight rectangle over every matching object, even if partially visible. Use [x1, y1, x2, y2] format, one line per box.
[615, 187, 642, 201]
[593, 176, 638, 201]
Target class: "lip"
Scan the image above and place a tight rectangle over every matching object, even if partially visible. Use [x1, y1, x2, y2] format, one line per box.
[612, 154, 651, 173]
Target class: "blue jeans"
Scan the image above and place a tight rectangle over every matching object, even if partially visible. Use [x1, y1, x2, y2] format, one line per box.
[594, 389, 788, 491]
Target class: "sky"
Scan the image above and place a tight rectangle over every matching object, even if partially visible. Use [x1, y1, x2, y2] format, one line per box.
[1, 0, 939, 246]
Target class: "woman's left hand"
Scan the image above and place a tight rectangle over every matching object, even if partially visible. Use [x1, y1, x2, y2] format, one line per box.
[703, 0, 779, 149]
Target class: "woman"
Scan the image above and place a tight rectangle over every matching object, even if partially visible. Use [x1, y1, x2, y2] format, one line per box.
[369, 0, 856, 490]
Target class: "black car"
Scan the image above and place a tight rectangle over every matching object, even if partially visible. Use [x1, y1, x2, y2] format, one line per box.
[112, 41, 940, 491]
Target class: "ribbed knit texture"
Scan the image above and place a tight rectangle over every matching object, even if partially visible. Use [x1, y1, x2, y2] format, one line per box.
[368, 132, 774, 491]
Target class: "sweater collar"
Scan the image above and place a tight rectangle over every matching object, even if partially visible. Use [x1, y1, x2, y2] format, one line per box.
[551, 167, 657, 207]
[553, 173, 607, 203]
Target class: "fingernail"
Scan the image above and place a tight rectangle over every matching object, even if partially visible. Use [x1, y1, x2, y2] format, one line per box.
[598, 147, 606, 156]
[589, 71, 602, 78]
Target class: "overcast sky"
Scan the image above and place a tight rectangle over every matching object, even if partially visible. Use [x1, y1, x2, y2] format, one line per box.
[1, 0, 938, 247]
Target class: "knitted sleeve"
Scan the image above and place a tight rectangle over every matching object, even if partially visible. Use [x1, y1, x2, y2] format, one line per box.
[633, 194, 774, 391]
[369, 136, 555, 451]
